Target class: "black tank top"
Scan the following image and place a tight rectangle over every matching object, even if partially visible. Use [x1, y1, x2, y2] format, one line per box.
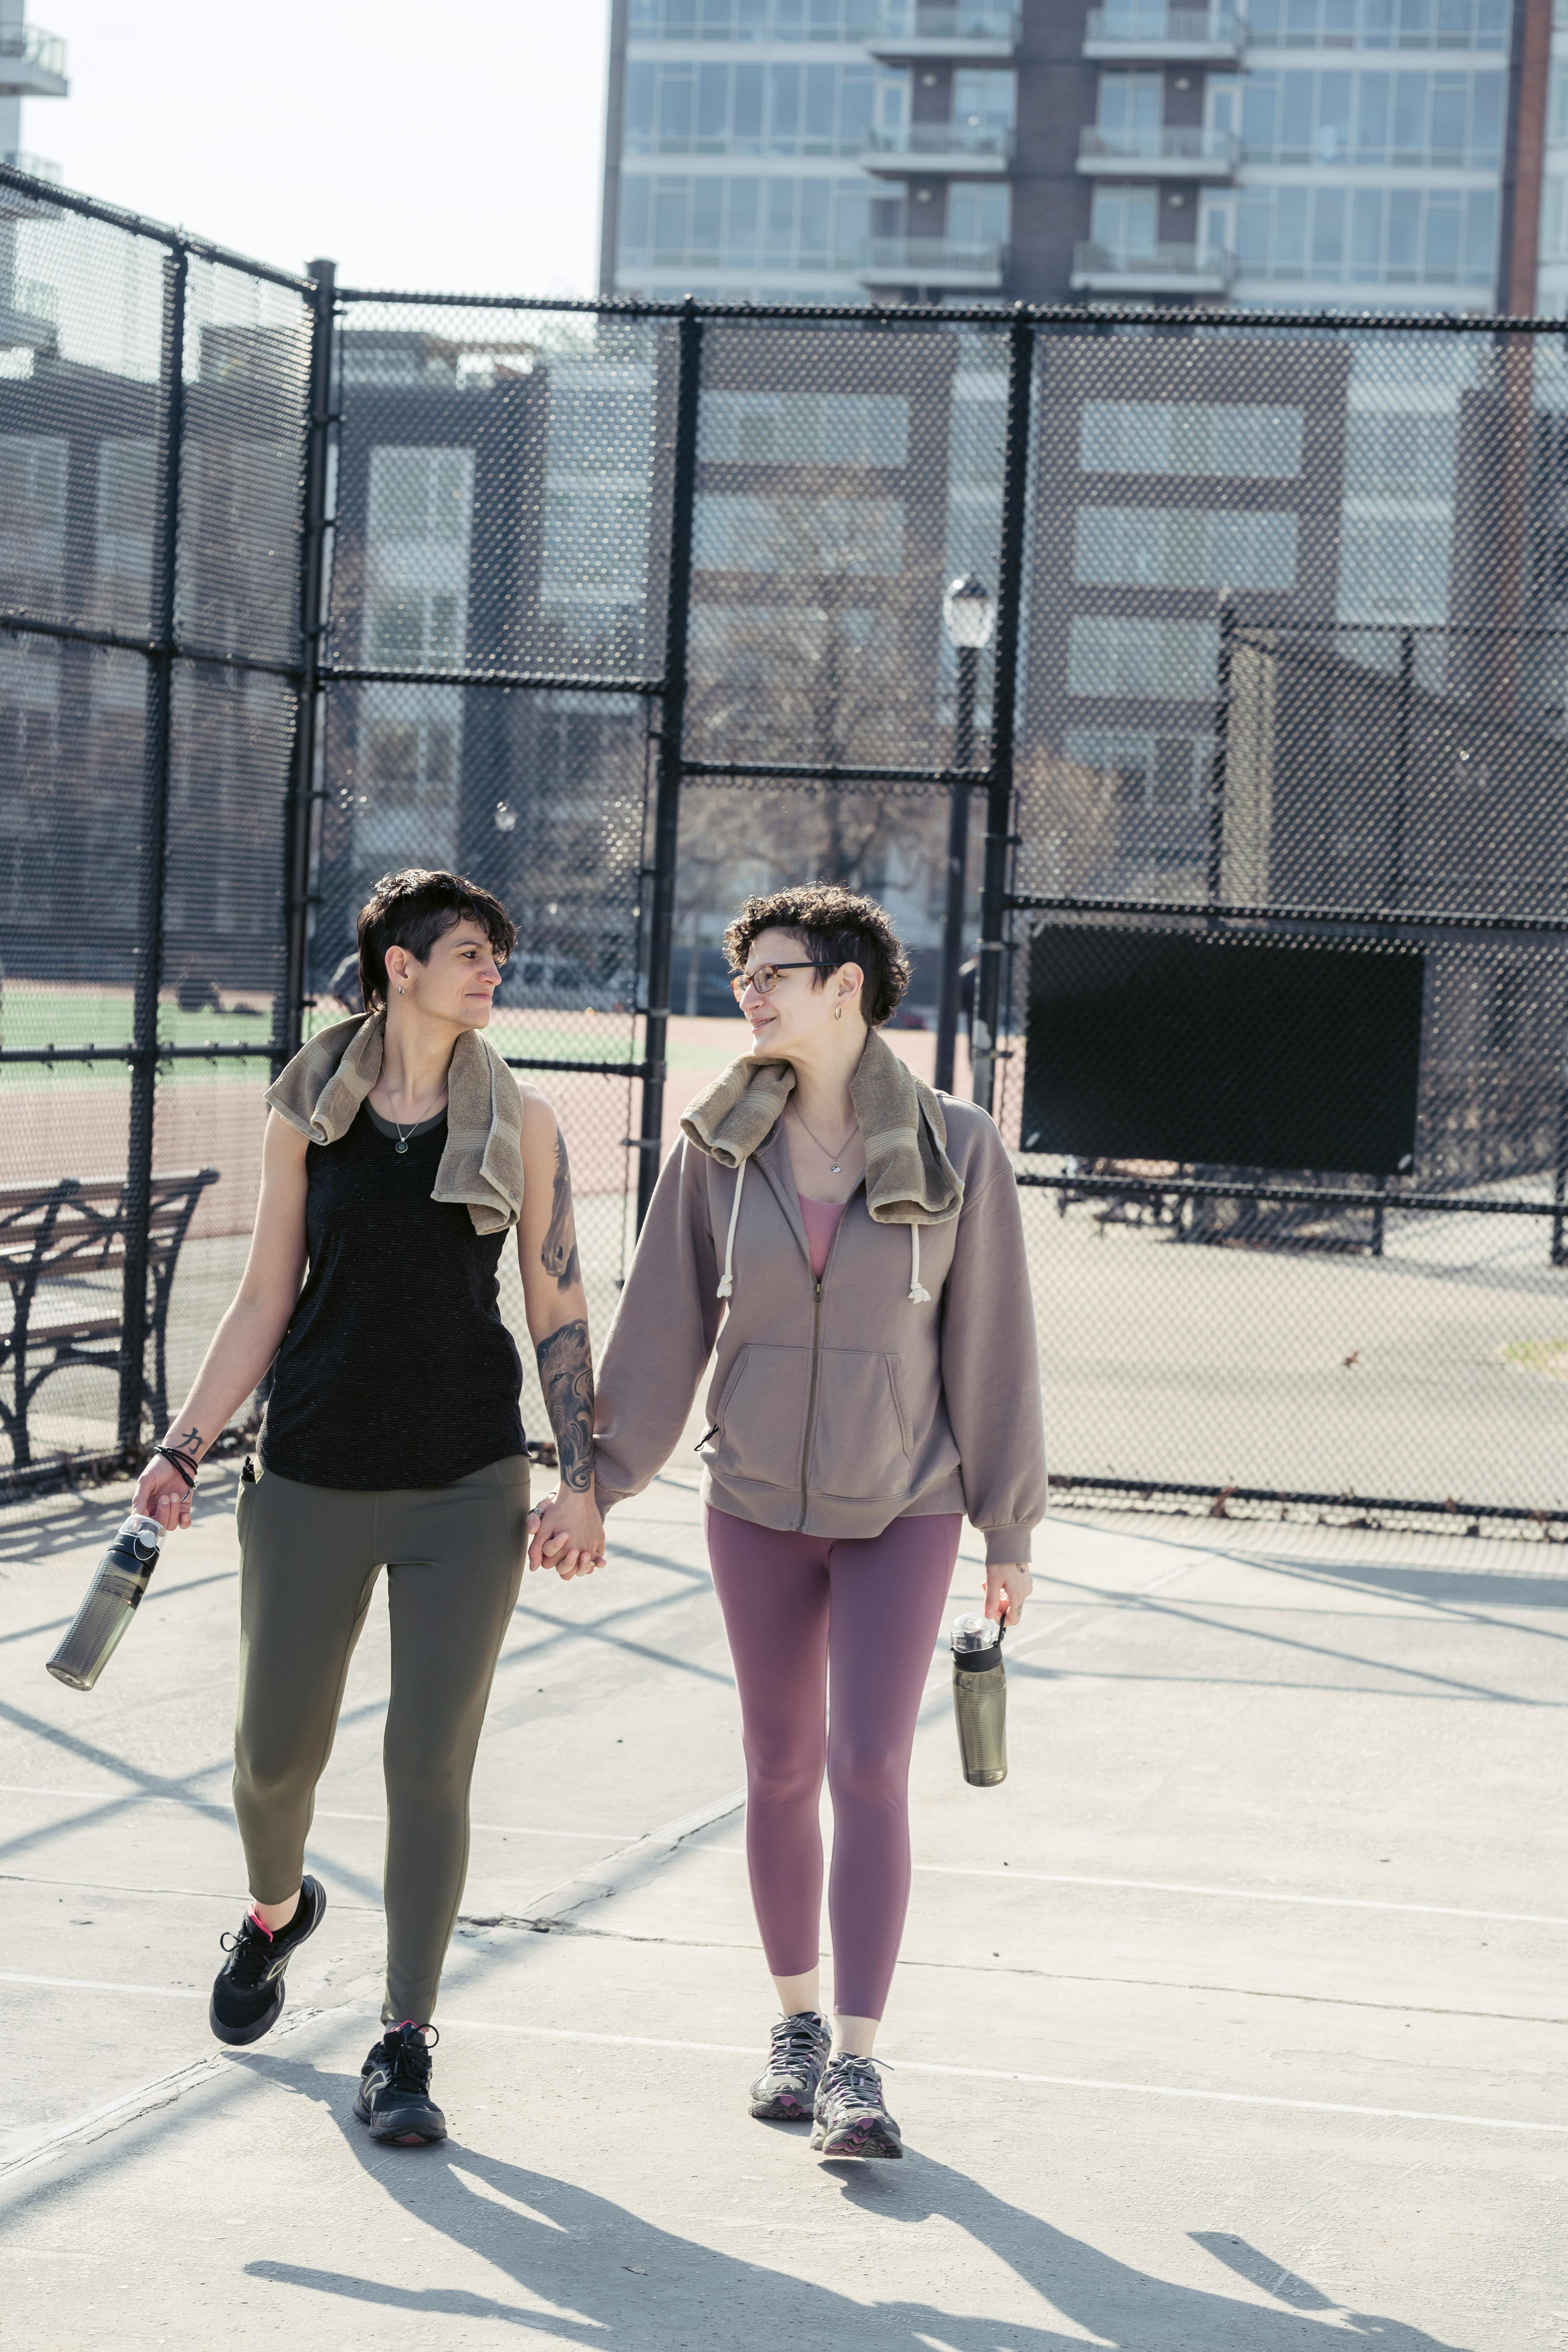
[260, 1100, 526, 1490]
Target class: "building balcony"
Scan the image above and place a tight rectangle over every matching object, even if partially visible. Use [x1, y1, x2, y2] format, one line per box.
[861, 122, 1014, 174]
[856, 235, 1007, 287]
[868, 4, 1020, 60]
[1070, 238, 1237, 293]
[1077, 125, 1239, 176]
[1082, 7, 1245, 61]
[0, 21, 68, 98]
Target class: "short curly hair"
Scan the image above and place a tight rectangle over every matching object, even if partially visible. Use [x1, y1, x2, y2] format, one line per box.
[722, 884, 910, 1028]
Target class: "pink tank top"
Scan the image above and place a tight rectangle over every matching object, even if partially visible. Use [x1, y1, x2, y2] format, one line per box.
[799, 1196, 847, 1281]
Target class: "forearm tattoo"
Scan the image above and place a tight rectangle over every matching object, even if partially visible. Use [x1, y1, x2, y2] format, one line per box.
[535, 1318, 594, 1493]
[540, 1128, 581, 1292]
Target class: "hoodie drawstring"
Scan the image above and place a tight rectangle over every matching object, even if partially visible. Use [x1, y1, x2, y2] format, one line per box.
[718, 1159, 931, 1305]
[908, 1225, 931, 1305]
[717, 1160, 746, 1299]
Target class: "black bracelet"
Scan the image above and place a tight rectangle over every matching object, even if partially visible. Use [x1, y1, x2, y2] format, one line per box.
[151, 1444, 199, 1489]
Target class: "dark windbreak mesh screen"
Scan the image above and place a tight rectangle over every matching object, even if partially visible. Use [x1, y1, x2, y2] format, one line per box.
[0, 178, 309, 1482]
[1003, 321, 1568, 1522]
[318, 304, 665, 1442]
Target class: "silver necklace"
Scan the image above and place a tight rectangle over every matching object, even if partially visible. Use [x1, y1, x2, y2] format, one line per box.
[390, 1104, 442, 1156]
[791, 1102, 857, 1176]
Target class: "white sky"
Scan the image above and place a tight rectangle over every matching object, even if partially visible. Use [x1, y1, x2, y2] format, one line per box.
[33, 0, 611, 296]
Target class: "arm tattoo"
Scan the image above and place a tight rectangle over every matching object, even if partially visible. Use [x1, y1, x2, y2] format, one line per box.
[540, 1127, 581, 1292]
[174, 1423, 202, 1458]
[535, 1318, 594, 1493]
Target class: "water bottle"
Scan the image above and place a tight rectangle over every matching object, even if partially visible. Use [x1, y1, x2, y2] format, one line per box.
[951, 1612, 1007, 1787]
[46, 1513, 164, 1691]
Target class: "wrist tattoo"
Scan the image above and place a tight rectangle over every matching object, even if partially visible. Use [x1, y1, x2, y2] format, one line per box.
[540, 1128, 581, 1293]
[535, 1318, 594, 1493]
[174, 1424, 202, 1459]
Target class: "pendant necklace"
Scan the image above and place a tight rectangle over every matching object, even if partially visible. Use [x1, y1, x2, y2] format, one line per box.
[791, 1102, 856, 1176]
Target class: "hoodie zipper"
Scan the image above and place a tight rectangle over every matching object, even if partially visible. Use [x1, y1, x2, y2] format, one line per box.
[796, 1200, 850, 1534]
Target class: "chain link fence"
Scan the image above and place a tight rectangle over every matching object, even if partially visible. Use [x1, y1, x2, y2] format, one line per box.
[4, 158, 1566, 1527]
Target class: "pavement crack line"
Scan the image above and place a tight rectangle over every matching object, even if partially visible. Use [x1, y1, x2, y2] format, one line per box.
[0, 2003, 338, 2185]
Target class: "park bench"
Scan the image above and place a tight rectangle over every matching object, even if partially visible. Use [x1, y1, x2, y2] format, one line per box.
[0, 1169, 219, 1469]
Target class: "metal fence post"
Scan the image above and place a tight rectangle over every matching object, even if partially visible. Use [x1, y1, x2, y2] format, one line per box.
[935, 640, 977, 1096]
[118, 242, 187, 1455]
[277, 257, 337, 1072]
[637, 298, 704, 1229]
[972, 311, 1033, 1115]
[1389, 621, 1414, 908]
[1207, 590, 1234, 911]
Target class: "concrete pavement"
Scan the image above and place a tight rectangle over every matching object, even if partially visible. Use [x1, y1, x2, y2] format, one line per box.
[0, 1463, 1562, 2348]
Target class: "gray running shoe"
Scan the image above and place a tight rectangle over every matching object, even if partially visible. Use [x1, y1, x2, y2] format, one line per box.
[809, 2052, 903, 2159]
[748, 2009, 831, 2121]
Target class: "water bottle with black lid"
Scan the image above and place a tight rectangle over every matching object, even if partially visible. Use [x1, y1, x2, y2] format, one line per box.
[47, 1513, 164, 1691]
[951, 1612, 1007, 1787]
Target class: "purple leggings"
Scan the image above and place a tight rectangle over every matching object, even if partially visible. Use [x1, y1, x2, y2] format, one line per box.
[705, 1504, 962, 2020]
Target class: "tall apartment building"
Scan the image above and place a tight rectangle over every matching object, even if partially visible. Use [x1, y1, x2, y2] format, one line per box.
[0, 0, 67, 183]
[600, 0, 1555, 312]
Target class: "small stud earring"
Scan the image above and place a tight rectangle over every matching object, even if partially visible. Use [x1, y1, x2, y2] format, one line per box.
[397, 985, 405, 995]
[834, 1004, 842, 1021]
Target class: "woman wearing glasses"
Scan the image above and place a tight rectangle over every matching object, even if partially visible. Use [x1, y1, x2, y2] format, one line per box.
[593, 884, 1045, 2159]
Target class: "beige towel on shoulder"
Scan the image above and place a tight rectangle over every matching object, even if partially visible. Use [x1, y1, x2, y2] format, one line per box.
[680, 1024, 963, 1228]
[265, 1012, 526, 1235]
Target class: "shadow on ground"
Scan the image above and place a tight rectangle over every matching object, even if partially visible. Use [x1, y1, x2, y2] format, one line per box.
[241, 2053, 1470, 2350]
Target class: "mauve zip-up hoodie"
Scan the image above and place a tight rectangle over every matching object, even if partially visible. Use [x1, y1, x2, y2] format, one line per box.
[592, 1089, 1047, 1564]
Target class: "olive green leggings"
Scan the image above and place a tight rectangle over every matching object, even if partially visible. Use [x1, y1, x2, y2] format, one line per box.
[233, 1452, 530, 2024]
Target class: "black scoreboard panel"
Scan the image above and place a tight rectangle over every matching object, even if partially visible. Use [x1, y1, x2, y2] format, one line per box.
[1021, 926, 1425, 1177]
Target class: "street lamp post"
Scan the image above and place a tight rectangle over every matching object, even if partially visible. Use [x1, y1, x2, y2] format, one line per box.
[935, 574, 995, 1095]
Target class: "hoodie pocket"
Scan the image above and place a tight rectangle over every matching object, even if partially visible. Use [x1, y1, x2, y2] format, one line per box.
[707, 1343, 812, 1496]
[808, 1348, 913, 1502]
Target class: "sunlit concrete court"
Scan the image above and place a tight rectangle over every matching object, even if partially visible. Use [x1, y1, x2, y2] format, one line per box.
[0, 1461, 1561, 2349]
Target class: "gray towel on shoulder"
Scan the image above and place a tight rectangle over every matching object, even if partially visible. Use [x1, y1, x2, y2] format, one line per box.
[265, 1011, 525, 1235]
[680, 1024, 963, 1227]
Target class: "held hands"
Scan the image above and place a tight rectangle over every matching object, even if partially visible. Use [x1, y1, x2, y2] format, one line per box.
[527, 1485, 606, 1580]
[984, 1562, 1033, 1628]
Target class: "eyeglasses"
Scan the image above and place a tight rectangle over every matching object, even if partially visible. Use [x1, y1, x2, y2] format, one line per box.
[730, 960, 817, 1002]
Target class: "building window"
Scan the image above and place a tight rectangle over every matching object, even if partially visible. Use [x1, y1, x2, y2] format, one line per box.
[623, 59, 904, 156]
[694, 494, 906, 573]
[1080, 400, 1304, 477]
[947, 181, 1011, 247]
[699, 391, 911, 465]
[1066, 728, 1213, 810]
[1089, 184, 1159, 253]
[1240, 67, 1504, 167]
[1344, 410, 1456, 500]
[1244, 0, 1507, 52]
[1074, 505, 1299, 590]
[1097, 71, 1163, 134]
[619, 172, 871, 270]
[952, 67, 1017, 131]
[1222, 183, 1497, 286]
[628, 0, 881, 35]
[1067, 615, 1218, 700]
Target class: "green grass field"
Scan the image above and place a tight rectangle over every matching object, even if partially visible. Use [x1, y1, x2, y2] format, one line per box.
[0, 987, 646, 1085]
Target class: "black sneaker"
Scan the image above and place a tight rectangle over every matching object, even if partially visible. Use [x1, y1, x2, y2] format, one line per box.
[354, 2022, 447, 2145]
[748, 2010, 831, 2121]
[809, 2053, 903, 2159]
[209, 1876, 326, 2047]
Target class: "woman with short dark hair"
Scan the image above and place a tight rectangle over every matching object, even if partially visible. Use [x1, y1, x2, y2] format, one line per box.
[132, 867, 604, 2146]
[594, 883, 1044, 2160]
